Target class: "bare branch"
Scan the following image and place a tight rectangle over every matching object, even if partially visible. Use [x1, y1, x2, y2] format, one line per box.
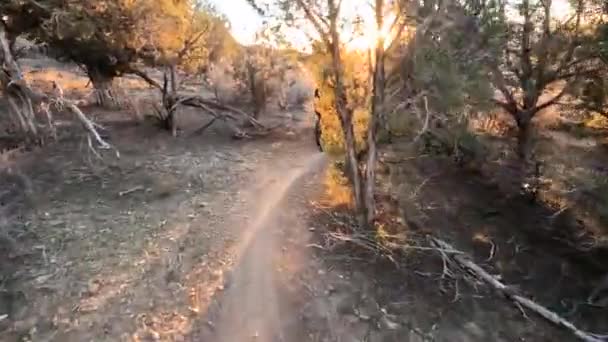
[490, 65, 519, 114]
[534, 84, 570, 113]
[295, 0, 332, 48]
[127, 66, 161, 89]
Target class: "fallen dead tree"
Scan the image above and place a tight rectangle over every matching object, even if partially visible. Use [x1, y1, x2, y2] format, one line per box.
[0, 24, 113, 153]
[430, 237, 608, 342]
[145, 66, 271, 138]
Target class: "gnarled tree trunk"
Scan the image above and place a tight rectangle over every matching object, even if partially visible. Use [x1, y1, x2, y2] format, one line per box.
[87, 65, 118, 108]
[0, 24, 111, 150]
[516, 118, 533, 162]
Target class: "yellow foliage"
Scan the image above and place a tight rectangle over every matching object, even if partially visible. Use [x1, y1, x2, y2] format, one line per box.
[585, 113, 608, 129]
[307, 46, 371, 156]
[322, 163, 353, 208]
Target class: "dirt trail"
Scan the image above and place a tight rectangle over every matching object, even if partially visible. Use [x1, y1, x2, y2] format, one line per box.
[198, 151, 326, 341]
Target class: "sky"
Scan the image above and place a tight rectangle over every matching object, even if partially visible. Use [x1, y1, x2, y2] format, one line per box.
[210, 0, 263, 45]
[211, 0, 574, 50]
[209, 0, 375, 50]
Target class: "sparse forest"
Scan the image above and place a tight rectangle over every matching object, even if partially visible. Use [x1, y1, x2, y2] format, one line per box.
[2, 0, 608, 341]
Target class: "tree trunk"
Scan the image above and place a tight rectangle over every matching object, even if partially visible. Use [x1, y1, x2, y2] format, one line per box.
[252, 76, 267, 120]
[0, 29, 39, 143]
[343, 118, 366, 224]
[516, 120, 532, 162]
[363, 0, 387, 227]
[87, 66, 118, 108]
[161, 66, 179, 137]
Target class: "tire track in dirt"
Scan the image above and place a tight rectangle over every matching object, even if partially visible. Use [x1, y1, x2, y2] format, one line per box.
[193, 146, 327, 341]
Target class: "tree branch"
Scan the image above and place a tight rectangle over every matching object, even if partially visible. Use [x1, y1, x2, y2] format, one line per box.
[534, 84, 570, 113]
[490, 65, 519, 114]
[127, 66, 161, 89]
[295, 0, 332, 48]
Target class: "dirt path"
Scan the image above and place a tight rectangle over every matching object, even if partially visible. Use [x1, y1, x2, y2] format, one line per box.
[191, 149, 326, 341]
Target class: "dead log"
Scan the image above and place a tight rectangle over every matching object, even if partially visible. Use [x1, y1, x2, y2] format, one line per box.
[431, 237, 608, 342]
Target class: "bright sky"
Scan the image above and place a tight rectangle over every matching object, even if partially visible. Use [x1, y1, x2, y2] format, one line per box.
[210, 0, 376, 51]
[211, 0, 573, 50]
[210, 0, 263, 45]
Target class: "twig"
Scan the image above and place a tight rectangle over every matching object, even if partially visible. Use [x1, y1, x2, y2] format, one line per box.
[413, 95, 431, 142]
[409, 174, 437, 200]
[306, 243, 325, 250]
[119, 186, 145, 197]
[486, 239, 497, 261]
[549, 205, 570, 220]
[191, 117, 218, 135]
[402, 245, 464, 254]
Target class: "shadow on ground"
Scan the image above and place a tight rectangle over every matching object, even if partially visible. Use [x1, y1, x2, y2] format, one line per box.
[305, 153, 608, 341]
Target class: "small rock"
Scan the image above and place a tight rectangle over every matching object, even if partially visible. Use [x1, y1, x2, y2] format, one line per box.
[206, 321, 215, 330]
[48, 220, 64, 227]
[356, 298, 380, 321]
[318, 270, 326, 276]
[379, 315, 401, 330]
[464, 321, 484, 338]
[88, 280, 101, 296]
[324, 285, 336, 296]
[35, 274, 53, 284]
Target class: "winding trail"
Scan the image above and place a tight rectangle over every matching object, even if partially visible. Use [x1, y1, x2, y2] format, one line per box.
[204, 150, 326, 341]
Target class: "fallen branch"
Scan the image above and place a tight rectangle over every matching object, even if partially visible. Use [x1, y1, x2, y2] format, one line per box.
[431, 237, 608, 342]
[178, 95, 265, 129]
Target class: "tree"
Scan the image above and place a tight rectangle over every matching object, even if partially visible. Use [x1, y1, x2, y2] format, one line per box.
[365, 0, 410, 225]
[247, 0, 371, 225]
[480, 0, 602, 161]
[231, 26, 297, 119]
[0, 21, 111, 149]
[1, 0, 194, 108]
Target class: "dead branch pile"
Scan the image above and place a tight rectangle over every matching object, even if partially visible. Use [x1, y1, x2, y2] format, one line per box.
[171, 94, 269, 138]
[146, 67, 272, 138]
